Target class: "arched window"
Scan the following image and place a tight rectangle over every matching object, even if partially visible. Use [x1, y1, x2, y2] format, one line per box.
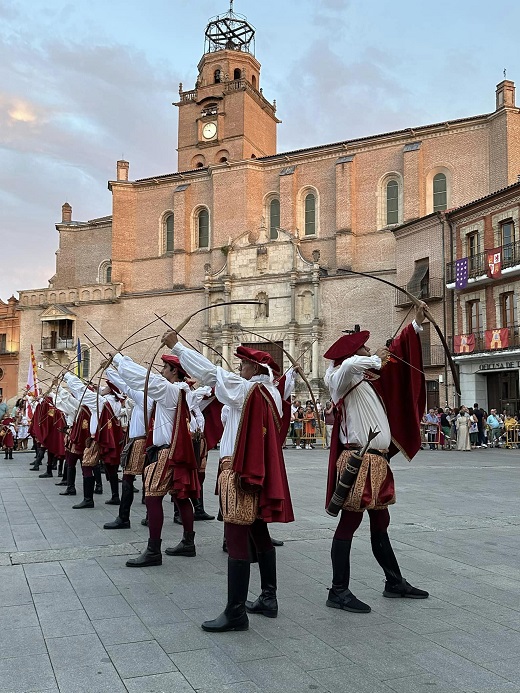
[214, 69, 221, 83]
[252, 75, 257, 89]
[433, 173, 447, 211]
[164, 213, 174, 253]
[386, 180, 399, 225]
[304, 193, 316, 236]
[269, 198, 280, 239]
[98, 260, 112, 284]
[198, 209, 210, 249]
[233, 68, 241, 80]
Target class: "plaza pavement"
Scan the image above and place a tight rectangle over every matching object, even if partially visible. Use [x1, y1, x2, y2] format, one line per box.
[0, 446, 519, 693]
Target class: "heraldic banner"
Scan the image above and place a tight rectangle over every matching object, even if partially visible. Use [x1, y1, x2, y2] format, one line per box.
[454, 334, 476, 353]
[487, 248, 502, 278]
[485, 328, 509, 350]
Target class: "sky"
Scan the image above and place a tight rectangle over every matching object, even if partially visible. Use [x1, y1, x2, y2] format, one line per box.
[1, 0, 519, 300]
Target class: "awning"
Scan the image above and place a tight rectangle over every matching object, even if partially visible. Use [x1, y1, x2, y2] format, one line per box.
[406, 260, 429, 297]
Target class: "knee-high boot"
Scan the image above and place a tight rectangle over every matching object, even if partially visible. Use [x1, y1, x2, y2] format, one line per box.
[126, 539, 162, 567]
[72, 476, 95, 509]
[105, 471, 121, 505]
[31, 446, 45, 470]
[245, 548, 278, 617]
[104, 479, 133, 529]
[326, 538, 371, 613]
[193, 486, 215, 521]
[60, 464, 76, 495]
[39, 453, 54, 478]
[56, 461, 68, 486]
[370, 531, 429, 599]
[93, 465, 103, 494]
[201, 558, 250, 632]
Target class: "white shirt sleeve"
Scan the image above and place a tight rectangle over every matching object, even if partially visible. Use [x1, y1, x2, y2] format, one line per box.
[113, 353, 178, 409]
[328, 355, 382, 402]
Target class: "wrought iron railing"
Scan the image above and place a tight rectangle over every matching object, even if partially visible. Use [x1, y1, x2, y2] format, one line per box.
[446, 241, 520, 284]
[422, 345, 445, 367]
[395, 277, 444, 307]
[450, 325, 520, 354]
[41, 337, 74, 351]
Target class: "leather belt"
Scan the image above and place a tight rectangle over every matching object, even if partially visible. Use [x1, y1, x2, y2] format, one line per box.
[343, 445, 388, 459]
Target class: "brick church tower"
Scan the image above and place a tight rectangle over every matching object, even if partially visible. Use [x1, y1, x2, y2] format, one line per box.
[175, 3, 280, 171]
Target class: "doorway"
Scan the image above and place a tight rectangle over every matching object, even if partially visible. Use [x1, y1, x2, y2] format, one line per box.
[486, 370, 520, 416]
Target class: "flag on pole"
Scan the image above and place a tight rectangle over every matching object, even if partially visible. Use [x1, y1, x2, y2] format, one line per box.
[487, 248, 502, 278]
[76, 338, 82, 377]
[27, 344, 39, 397]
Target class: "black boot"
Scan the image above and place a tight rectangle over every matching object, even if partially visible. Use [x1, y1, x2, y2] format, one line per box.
[60, 465, 76, 495]
[93, 465, 103, 494]
[31, 447, 45, 470]
[72, 477, 95, 509]
[193, 487, 215, 521]
[9, 449, 13, 460]
[104, 479, 133, 529]
[39, 457, 54, 478]
[4, 451, 7, 459]
[57, 459, 64, 477]
[126, 539, 162, 567]
[371, 531, 429, 599]
[246, 548, 278, 618]
[141, 514, 149, 526]
[105, 473, 121, 505]
[326, 538, 371, 613]
[173, 502, 182, 525]
[165, 530, 196, 557]
[56, 462, 68, 485]
[202, 558, 250, 632]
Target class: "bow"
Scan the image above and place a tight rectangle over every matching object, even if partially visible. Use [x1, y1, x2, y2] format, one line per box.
[338, 268, 460, 397]
[143, 301, 263, 429]
[239, 326, 325, 439]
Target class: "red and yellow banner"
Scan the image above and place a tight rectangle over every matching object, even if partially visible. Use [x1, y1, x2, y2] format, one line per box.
[485, 328, 509, 350]
[454, 334, 475, 353]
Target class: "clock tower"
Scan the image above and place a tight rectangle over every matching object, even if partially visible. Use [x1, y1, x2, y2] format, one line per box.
[175, 4, 280, 172]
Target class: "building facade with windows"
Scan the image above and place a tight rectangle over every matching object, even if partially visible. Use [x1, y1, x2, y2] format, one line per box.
[0, 296, 21, 402]
[17, 7, 520, 397]
[394, 182, 520, 413]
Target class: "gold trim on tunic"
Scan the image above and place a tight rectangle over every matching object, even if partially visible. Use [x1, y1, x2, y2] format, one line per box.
[124, 437, 147, 476]
[336, 450, 395, 512]
[218, 457, 259, 526]
[143, 448, 173, 497]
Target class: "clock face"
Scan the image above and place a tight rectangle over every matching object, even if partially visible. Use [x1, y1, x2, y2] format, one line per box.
[202, 122, 217, 140]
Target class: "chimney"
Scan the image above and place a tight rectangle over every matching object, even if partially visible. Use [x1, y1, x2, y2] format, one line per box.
[117, 160, 129, 181]
[496, 80, 515, 110]
[61, 202, 72, 223]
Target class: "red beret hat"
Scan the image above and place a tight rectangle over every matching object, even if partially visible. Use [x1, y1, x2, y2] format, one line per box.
[235, 345, 281, 374]
[323, 331, 370, 366]
[105, 380, 124, 400]
[161, 354, 189, 379]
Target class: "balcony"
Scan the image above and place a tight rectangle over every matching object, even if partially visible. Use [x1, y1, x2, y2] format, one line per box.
[446, 241, 520, 286]
[422, 345, 446, 367]
[449, 325, 520, 355]
[395, 277, 444, 307]
[41, 336, 74, 352]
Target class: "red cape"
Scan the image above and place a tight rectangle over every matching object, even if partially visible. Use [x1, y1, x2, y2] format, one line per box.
[326, 323, 425, 507]
[69, 406, 91, 453]
[95, 402, 124, 466]
[201, 395, 224, 450]
[44, 406, 66, 457]
[166, 389, 200, 500]
[232, 383, 294, 524]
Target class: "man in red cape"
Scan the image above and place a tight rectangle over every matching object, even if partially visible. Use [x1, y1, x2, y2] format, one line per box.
[112, 352, 200, 567]
[323, 301, 429, 614]
[167, 333, 294, 633]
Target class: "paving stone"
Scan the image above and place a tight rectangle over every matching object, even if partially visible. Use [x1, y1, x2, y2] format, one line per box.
[147, 621, 213, 653]
[38, 607, 95, 638]
[107, 640, 178, 678]
[33, 589, 84, 614]
[80, 594, 137, 620]
[0, 625, 47, 659]
[123, 672, 196, 693]
[0, 603, 39, 629]
[53, 662, 128, 693]
[171, 648, 250, 689]
[205, 628, 282, 662]
[23, 561, 64, 577]
[240, 655, 329, 693]
[0, 653, 57, 693]
[46, 633, 108, 668]
[93, 615, 154, 646]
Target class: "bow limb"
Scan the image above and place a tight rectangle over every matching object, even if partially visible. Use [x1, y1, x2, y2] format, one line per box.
[239, 327, 325, 440]
[196, 339, 233, 371]
[143, 338, 164, 431]
[173, 301, 263, 334]
[338, 268, 461, 397]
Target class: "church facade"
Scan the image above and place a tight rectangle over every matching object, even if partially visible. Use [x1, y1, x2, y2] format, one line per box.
[17, 7, 520, 400]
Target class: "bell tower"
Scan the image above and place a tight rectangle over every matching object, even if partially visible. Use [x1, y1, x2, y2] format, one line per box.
[175, 3, 280, 172]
